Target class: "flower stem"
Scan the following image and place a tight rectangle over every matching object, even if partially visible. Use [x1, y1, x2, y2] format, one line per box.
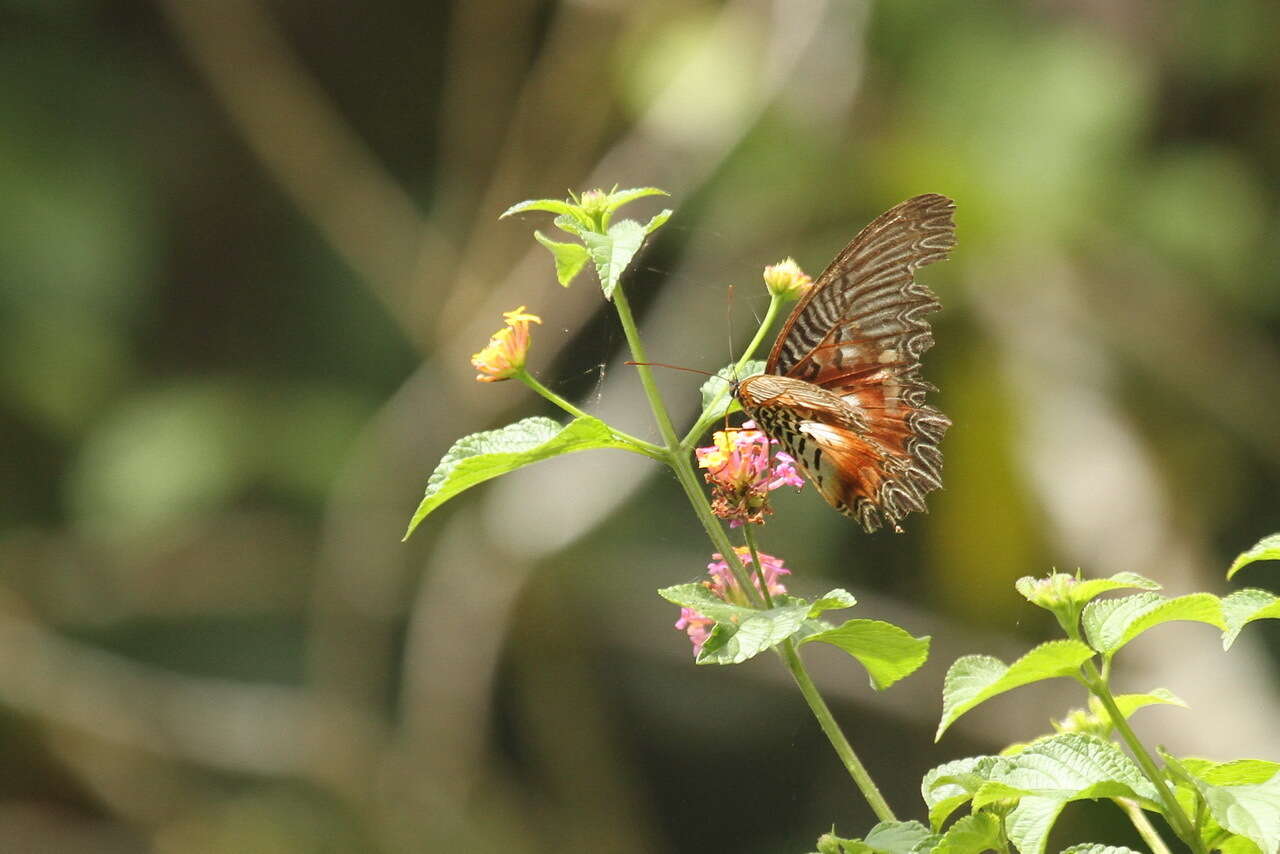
[779, 639, 897, 823]
[517, 369, 665, 460]
[742, 525, 775, 608]
[1115, 797, 1172, 854]
[611, 283, 763, 602]
[680, 294, 785, 452]
[1084, 662, 1202, 852]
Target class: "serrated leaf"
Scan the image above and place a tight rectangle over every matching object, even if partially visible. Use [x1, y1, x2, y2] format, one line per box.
[1094, 688, 1187, 722]
[808, 588, 858, 617]
[1060, 846, 1145, 854]
[604, 186, 669, 213]
[937, 641, 1095, 740]
[658, 582, 756, 625]
[582, 219, 647, 300]
[863, 821, 939, 854]
[696, 601, 811, 665]
[1228, 534, 1280, 579]
[1222, 589, 1280, 649]
[643, 208, 673, 234]
[988, 734, 1159, 854]
[923, 756, 1010, 829]
[553, 213, 585, 237]
[1082, 592, 1225, 658]
[933, 812, 1003, 854]
[1193, 771, 1280, 854]
[1015, 572, 1160, 607]
[404, 416, 636, 538]
[699, 360, 766, 420]
[532, 230, 590, 286]
[500, 198, 592, 230]
[801, 619, 930, 690]
[1185, 759, 1280, 787]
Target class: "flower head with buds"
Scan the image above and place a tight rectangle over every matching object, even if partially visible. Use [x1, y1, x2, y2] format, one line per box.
[471, 306, 542, 382]
[675, 547, 792, 654]
[696, 422, 804, 527]
[762, 257, 812, 301]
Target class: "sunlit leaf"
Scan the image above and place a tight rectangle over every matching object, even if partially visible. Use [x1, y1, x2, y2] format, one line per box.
[1015, 571, 1161, 609]
[404, 416, 638, 538]
[532, 231, 590, 286]
[1095, 688, 1188, 722]
[932, 811, 1003, 854]
[699, 360, 766, 421]
[1082, 592, 1225, 658]
[1193, 772, 1280, 854]
[604, 186, 670, 212]
[1221, 589, 1280, 649]
[582, 219, 647, 300]
[500, 197, 592, 230]
[696, 602, 810, 665]
[801, 619, 930, 690]
[923, 756, 1009, 829]
[937, 641, 1095, 740]
[862, 820, 939, 854]
[807, 588, 857, 617]
[643, 208, 673, 234]
[1229, 535, 1280, 579]
[1060, 846, 1145, 854]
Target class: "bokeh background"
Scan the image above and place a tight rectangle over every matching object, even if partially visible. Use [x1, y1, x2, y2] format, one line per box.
[2, 0, 1279, 851]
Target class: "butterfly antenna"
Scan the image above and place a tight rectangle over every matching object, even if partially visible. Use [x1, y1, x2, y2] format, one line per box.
[624, 361, 718, 378]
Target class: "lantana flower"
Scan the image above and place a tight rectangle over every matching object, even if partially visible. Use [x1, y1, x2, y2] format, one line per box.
[675, 547, 792, 655]
[696, 421, 804, 527]
[762, 257, 812, 300]
[471, 306, 542, 382]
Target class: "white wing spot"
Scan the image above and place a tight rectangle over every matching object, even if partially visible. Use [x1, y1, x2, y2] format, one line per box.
[878, 348, 898, 364]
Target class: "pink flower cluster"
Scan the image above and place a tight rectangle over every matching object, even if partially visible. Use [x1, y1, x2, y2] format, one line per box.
[695, 422, 804, 528]
[675, 547, 792, 656]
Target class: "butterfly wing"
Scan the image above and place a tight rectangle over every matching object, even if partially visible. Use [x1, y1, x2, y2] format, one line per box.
[754, 194, 956, 531]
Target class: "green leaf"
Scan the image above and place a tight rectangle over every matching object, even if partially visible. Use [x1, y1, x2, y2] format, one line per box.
[925, 735, 1159, 854]
[1082, 592, 1225, 658]
[500, 197, 593, 231]
[532, 230, 590, 286]
[553, 213, 585, 237]
[1095, 688, 1187, 722]
[582, 219, 647, 300]
[658, 583, 810, 664]
[404, 416, 636, 538]
[986, 734, 1159, 854]
[808, 588, 858, 617]
[1228, 534, 1280, 579]
[604, 186, 669, 213]
[1060, 846, 1145, 854]
[936, 641, 1095, 740]
[1184, 759, 1280, 787]
[1222, 589, 1280, 649]
[863, 821, 939, 854]
[642, 208, 673, 234]
[923, 756, 1009, 829]
[801, 619, 930, 690]
[1015, 571, 1160, 609]
[699, 360, 766, 420]
[932, 812, 1003, 854]
[1192, 771, 1280, 854]
[696, 601, 811, 665]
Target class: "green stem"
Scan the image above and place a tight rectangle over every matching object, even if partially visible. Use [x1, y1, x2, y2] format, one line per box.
[1114, 797, 1172, 854]
[742, 525, 775, 608]
[1085, 662, 1202, 852]
[680, 294, 785, 452]
[780, 640, 897, 823]
[611, 283, 762, 602]
[517, 369, 665, 460]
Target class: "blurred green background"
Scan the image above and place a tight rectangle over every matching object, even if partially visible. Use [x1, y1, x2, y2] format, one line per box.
[2, 0, 1279, 851]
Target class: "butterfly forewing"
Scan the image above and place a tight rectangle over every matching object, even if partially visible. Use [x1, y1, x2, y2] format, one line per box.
[738, 194, 956, 533]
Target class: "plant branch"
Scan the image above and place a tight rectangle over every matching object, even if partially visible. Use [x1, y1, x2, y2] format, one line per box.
[517, 369, 666, 459]
[779, 640, 897, 823]
[1114, 797, 1172, 854]
[1085, 662, 1202, 852]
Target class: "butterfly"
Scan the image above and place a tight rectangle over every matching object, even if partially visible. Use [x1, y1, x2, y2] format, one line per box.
[734, 194, 956, 533]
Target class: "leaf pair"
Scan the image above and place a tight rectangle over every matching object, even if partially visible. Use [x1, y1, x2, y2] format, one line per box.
[658, 584, 929, 689]
[502, 187, 672, 298]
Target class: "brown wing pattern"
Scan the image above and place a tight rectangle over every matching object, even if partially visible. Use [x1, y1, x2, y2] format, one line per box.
[738, 194, 955, 532]
[768, 193, 956, 384]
